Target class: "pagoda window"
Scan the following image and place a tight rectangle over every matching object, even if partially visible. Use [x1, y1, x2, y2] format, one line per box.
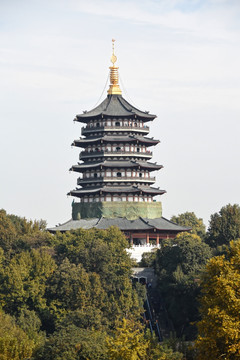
[83, 197, 88, 203]
[127, 171, 131, 177]
[125, 145, 129, 152]
[94, 173, 98, 178]
[134, 122, 138, 127]
[89, 197, 93, 202]
[122, 196, 126, 201]
[117, 172, 122, 177]
[128, 196, 133, 202]
[96, 122, 100, 127]
[116, 146, 121, 151]
[137, 147, 140, 153]
[107, 120, 111, 126]
[106, 196, 111, 202]
[106, 171, 111, 177]
[139, 197, 143, 202]
[115, 121, 120, 126]
[139, 173, 142, 178]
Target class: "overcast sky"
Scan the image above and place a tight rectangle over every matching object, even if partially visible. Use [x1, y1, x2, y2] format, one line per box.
[0, 0, 240, 228]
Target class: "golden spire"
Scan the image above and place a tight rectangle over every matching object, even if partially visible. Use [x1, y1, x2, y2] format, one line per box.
[108, 39, 122, 95]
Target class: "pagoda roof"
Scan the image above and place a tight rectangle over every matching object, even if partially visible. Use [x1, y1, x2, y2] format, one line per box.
[68, 186, 165, 197]
[72, 135, 159, 147]
[48, 216, 190, 233]
[70, 160, 163, 172]
[75, 95, 156, 122]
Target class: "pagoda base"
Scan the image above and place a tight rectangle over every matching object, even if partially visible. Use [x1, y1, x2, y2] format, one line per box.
[72, 201, 162, 220]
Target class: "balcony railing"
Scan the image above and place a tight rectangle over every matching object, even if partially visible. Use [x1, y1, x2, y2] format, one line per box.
[77, 176, 156, 185]
[79, 150, 153, 159]
[81, 125, 149, 135]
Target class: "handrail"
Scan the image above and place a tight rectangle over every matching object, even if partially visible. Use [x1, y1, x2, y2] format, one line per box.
[77, 176, 156, 183]
[80, 150, 153, 157]
[82, 125, 149, 132]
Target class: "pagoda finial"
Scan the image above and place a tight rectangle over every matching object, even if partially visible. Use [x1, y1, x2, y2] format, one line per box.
[108, 39, 122, 95]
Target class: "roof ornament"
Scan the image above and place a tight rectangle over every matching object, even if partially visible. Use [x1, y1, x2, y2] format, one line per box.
[108, 39, 122, 95]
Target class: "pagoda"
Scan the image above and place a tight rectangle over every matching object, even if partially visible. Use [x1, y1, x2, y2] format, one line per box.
[49, 41, 189, 258]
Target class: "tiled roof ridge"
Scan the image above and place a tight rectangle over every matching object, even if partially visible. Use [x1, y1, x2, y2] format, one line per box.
[160, 216, 192, 230]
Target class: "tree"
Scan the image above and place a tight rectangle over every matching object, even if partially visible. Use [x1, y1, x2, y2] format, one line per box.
[46, 258, 105, 320]
[0, 209, 17, 253]
[106, 318, 148, 360]
[53, 227, 143, 326]
[155, 233, 212, 278]
[155, 233, 212, 339]
[0, 249, 56, 316]
[195, 239, 240, 360]
[171, 212, 206, 239]
[37, 325, 107, 360]
[0, 310, 35, 360]
[207, 203, 240, 247]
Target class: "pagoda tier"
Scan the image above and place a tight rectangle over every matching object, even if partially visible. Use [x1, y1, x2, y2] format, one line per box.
[70, 161, 163, 187]
[68, 185, 165, 200]
[70, 160, 163, 172]
[69, 47, 165, 207]
[74, 94, 156, 123]
[72, 135, 159, 147]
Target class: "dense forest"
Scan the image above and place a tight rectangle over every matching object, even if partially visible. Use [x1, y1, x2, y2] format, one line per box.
[0, 204, 240, 359]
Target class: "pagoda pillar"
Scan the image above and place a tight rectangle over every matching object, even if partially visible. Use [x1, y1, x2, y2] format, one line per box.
[146, 233, 149, 245]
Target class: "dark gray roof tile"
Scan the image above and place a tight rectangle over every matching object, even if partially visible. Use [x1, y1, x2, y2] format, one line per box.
[48, 216, 190, 232]
[75, 95, 156, 121]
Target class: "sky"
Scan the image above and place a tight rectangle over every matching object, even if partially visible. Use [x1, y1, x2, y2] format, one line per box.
[0, 0, 240, 228]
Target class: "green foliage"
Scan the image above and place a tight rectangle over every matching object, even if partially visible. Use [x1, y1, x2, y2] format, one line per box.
[171, 212, 206, 239]
[17, 309, 45, 349]
[0, 310, 35, 360]
[37, 325, 107, 360]
[46, 258, 105, 322]
[0, 249, 56, 316]
[155, 233, 212, 339]
[0, 209, 52, 257]
[0, 209, 17, 253]
[52, 227, 142, 326]
[106, 318, 148, 360]
[139, 251, 157, 267]
[106, 320, 183, 360]
[0, 210, 185, 359]
[156, 233, 212, 278]
[195, 239, 240, 359]
[145, 331, 183, 360]
[207, 203, 240, 247]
